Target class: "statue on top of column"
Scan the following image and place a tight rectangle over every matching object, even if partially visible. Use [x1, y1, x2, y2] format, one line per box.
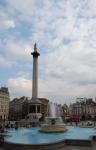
[34, 43, 37, 51]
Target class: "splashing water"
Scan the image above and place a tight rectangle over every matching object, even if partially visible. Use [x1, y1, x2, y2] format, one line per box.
[49, 102, 56, 118]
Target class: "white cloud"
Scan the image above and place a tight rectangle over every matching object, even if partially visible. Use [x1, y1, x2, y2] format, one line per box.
[0, 11, 15, 29]
[7, 77, 32, 99]
[6, 0, 35, 20]
[7, 73, 96, 104]
[4, 20, 15, 28]
[1, 39, 32, 61]
[0, 19, 15, 29]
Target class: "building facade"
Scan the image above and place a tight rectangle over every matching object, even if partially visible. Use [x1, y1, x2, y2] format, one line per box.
[39, 98, 49, 119]
[9, 97, 49, 121]
[69, 98, 96, 120]
[9, 96, 29, 120]
[62, 104, 69, 118]
[0, 87, 10, 120]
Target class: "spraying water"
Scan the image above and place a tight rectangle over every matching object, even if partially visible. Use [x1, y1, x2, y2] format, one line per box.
[49, 102, 56, 118]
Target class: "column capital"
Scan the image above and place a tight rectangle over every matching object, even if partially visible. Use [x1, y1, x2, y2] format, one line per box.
[31, 44, 40, 57]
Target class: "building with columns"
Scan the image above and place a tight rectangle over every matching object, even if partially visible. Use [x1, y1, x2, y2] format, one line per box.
[0, 87, 10, 120]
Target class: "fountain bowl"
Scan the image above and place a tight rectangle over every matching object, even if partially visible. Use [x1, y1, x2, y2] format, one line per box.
[40, 117, 67, 133]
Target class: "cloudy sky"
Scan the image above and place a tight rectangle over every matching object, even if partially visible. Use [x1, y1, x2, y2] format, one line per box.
[0, 0, 96, 104]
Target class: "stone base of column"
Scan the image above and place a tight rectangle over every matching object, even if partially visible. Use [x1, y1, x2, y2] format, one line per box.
[27, 98, 42, 125]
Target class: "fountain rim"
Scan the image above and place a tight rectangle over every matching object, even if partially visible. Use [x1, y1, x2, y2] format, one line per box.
[4, 138, 66, 146]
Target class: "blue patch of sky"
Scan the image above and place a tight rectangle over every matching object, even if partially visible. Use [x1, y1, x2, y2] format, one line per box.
[15, 60, 32, 78]
[35, 0, 43, 8]
[63, 37, 71, 45]
[0, 67, 16, 84]
[0, 52, 45, 85]
[39, 68, 46, 80]
[0, 30, 11, 42]
[8, 21, 32, 40]
[0, 61, 31, 84]
[39, 46, 46, 54]
[0, 45, 7, 60]
[0, 0, 7, 7]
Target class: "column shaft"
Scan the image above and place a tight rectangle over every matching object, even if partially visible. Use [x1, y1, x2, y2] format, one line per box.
[32, 57, 38, 99]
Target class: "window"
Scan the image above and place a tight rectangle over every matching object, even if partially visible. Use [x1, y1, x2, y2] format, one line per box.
[37, 105, 40, 113]
[29, 105, 36, 113]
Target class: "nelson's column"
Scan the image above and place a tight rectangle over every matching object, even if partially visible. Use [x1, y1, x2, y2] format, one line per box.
[28, 44, 42, 125]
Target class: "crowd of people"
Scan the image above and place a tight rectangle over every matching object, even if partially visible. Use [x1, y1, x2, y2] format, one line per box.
[0, 123, 5, 145]
[0, 121, 20, 146]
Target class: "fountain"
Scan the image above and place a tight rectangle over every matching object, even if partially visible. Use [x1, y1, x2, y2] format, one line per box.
[40, 103, 67, 132]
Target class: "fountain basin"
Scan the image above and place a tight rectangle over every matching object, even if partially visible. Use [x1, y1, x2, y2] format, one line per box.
[4, 126, 96, 144]
[3, 126, 96, 150]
